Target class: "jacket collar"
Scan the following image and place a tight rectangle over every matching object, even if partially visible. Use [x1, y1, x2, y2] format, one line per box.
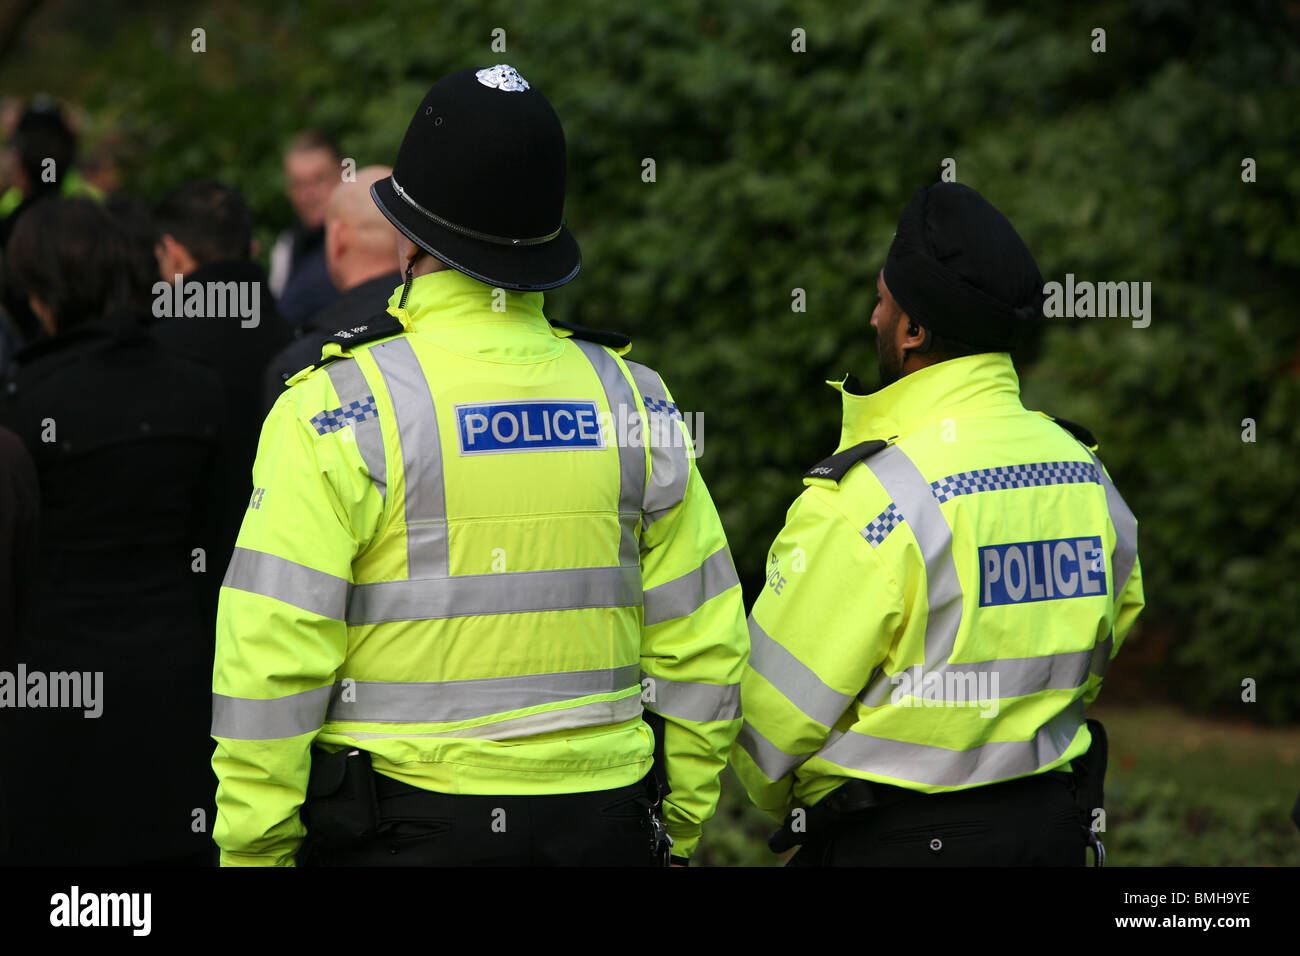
[14, 310, 148, 367]
[831, 352, 1024, 450]
[387, 269, 549, 335]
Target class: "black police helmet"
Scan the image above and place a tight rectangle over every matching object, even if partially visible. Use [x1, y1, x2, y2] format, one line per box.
[371, 65, 580, 292]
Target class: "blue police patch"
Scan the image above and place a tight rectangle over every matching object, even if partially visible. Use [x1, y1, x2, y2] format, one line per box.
[455, 399, 606, 455]
[979, 535, 1107, 607]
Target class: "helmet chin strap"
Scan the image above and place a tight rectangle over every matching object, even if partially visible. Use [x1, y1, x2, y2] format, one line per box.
[398, 248, 424, 310]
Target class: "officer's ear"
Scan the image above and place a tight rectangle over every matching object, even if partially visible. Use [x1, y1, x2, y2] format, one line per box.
[902, 317, 931, 354]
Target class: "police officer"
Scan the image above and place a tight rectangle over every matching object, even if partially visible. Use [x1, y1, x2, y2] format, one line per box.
[733, 182, 1144, 866]
[211, 65, 749, 866]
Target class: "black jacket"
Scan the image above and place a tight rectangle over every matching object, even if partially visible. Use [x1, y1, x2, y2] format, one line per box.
[0, 309, 228, 864]
[262, 270, 401, 414]
[0, 425, 37, 663]
[151, 258, 293, 569]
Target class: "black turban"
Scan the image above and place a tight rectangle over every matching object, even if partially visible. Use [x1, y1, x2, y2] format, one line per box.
[883, 183, 1042, 351]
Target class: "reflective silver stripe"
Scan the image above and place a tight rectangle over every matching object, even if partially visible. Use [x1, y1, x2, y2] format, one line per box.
[863, 650, 1096, 706]
[222, 547, 350, 620]
[211, 686, 333, 740]
[1090, 454, 1135, 685]
[748, 617, 853, 727]
[325, 664, 640, 723]
[737, 720, 805, 782]
[865, 444, 964, 665]
[325, 359, 387, 500]
[1092, 452, 1138, 594]
[573, 340, 645, 567]
[370, 338, 448, 579]
[340, 694, 644, 741]
[625, 360, 690, 526]
[346, 565, 642, 625]
[815, 698, 1087, 788]
[643, 547, 739, 626]
[640, 672, 740, 722]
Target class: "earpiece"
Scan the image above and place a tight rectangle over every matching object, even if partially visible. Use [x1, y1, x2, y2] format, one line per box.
[907, 322, 932, 353]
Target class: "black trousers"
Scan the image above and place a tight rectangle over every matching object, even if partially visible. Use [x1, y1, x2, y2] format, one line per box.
[788, 772, 1087, 866]
[301, 771, 659, 867]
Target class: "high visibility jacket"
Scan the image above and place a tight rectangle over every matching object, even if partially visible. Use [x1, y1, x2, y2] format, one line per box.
[733, 352, 1143, 820]
[212, 269, 748, 866]
[0, 171, 104, 218]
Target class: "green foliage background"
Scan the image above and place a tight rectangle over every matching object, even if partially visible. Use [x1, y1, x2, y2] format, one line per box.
[5, 0, 1297, 863]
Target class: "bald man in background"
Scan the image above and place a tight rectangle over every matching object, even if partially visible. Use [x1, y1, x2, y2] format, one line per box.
[262, 165, 402, 412]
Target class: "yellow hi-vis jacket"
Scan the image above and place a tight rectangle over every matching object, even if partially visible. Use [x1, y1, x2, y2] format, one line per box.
[211, 269, 748, 866]
[733, 352, 1143, 820]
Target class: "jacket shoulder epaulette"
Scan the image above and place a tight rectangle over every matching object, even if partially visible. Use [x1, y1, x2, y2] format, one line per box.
[549, 319, 631, 350]
[804, 440, 889, 483]
[323, 311, 406, 351]
[285, 312, 407, 388]
[1048, 414, 1099, 450]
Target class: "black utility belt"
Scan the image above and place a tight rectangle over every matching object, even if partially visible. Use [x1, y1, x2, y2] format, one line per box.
[768, 771, 1076, 854]
[829, 771, 1074, 813]
[301, 747, 660, 844]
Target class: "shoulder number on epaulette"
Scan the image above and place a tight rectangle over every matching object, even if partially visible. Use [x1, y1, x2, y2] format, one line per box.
[804, 439, 889, 482]
[326, 311, 406, 349]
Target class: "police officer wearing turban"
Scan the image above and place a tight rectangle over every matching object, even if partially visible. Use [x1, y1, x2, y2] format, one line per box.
[733, 182, 1144, 865]
[210, 65, 748, 866]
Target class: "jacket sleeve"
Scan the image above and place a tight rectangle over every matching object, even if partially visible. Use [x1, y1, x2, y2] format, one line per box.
[731, 488, 903, 821]
[1084, 464, 1144, 706]
[1113, 551, 1144, 651]
[211, 371, 379, 866]
[632, 363, 748, 860]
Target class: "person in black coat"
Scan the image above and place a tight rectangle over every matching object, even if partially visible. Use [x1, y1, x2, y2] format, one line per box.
[0, 425, 37, 659]
[0, 424, 38, 861]
[150, 180, 293, 573]
[0, 199, 227, 865]
[262, 165, 400, 412]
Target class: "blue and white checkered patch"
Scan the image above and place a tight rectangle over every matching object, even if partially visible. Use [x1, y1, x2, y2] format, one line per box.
[862, 502, 903, 547]
[310, 395, 378, 435]
[859, 460, 1101, 546]
[643, 395, 681, 419]
[929, 460, 1100, 504]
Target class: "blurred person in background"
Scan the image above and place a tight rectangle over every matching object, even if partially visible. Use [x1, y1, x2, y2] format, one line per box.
[0, 97, 103, 245]
[105, 195, 164, 316]
[268, 129, 342, 327]
[0, 199, 227, 865]
[0, 424, 37, 861]
[263, 164, 401, 411]
[152, 179, 293, 574]
[0, 98, 103, 346]
[0, 423, 37, 659]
